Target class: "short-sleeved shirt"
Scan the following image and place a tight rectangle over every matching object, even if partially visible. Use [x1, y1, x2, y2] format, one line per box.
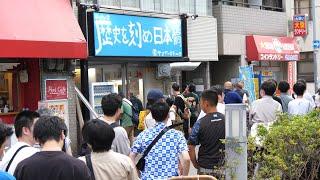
[0, 142, 39, 175]
[188, 112, 225, 169]
[288, 98, 314, 115]
[79, 150, 139, 180]
[121, 98, 133, 127]
[14, 151, 91, 180]
[250, 96, 282, 124]
[131, 122, 188, 180]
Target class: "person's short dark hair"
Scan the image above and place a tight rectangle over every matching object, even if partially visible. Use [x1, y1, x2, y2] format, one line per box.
[210, 85, 224, 96]
[172, 83, 180, 92]
[261, 81, 277, 96]
[188, 83, 196, 93]
[278, 81, 290, 93]
[268, 79, 278, 87]
[182, 83, 188, 91]
[37, 108, 54, 117]
[293, 82, 306, 96]
[33, 116, 67, 145]
[14, 111, 40, 138]
[297, 79, 307, 86]
[82, 119, 115, 152]
[166, 97, 175, 107]
[0, 122, 13, 147]
[150, 102, 170, 122]
[201, 90, 218, 107]
[118, 92, 125, 99]
[101, 93, 122, 116]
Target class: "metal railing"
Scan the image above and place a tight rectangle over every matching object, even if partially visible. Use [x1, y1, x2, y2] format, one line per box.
[75, 87, 100, 119]
[212, 0, 284, 12]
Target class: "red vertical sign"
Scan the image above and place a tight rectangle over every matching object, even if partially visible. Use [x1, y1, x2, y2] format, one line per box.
[293, 15, 307, 37]
[45, 79, 68, 100]
[288, 62, 294, 92]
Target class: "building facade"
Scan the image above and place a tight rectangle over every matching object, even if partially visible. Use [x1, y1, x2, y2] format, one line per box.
[289, 0, 320, 93]
[210, 0, 303, 99]
[0, 0, 87, 154]
[75, 0, 218, 112]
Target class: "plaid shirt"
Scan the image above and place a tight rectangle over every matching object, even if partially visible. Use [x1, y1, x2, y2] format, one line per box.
[131, 122, 188, 180]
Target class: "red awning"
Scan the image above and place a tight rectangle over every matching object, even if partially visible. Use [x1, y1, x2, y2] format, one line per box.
[246, 35, 300, 61]
[0, 0, 87, 59]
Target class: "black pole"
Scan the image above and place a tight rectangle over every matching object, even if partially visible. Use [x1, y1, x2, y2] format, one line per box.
[180, 14, 188, 58]
[78, 4, 90, 122]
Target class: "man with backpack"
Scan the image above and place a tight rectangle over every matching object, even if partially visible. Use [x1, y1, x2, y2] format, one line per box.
[101, 94, 130, 155]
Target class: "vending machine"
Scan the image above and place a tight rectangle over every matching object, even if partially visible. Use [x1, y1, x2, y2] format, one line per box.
[89, 82, 118, 118]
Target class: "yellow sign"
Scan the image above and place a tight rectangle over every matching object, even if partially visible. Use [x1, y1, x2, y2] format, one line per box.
[253, 78, 260, 99]
[261, 71, 273, 77]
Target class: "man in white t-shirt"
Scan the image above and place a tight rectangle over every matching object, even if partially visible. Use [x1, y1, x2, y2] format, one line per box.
[288, 82, 314, 115]
[197, 85, 225, 121]
[0, 111, 40, 175]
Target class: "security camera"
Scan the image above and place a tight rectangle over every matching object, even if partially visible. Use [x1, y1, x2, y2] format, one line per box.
[191, 14, 199, 20]
[92, 4, 100, 11]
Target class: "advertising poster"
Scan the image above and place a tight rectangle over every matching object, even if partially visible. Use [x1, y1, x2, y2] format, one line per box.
[38, 100, 69, 131]
[239, 66, 256, 103]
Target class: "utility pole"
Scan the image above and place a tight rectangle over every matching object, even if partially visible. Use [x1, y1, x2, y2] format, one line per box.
[312, 0, 320, 92]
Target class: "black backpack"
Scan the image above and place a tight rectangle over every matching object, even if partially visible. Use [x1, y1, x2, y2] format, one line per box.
[123, 98, 140, 126]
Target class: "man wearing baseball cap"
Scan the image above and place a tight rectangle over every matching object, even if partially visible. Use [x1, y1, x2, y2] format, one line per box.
[144, 89, 172, 129]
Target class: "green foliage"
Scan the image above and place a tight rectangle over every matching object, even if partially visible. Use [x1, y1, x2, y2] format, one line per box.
[249, 110, 320, 179]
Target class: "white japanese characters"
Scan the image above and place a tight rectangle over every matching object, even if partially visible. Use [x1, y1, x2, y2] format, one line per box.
[94, 14, 182, 57]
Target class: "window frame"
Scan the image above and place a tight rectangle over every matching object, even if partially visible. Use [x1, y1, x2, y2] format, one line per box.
[297, 52, 314, 82]
[294, 0, 312, 20]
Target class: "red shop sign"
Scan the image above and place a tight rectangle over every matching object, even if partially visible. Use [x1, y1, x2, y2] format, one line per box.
[246, 35, 300, 61]
[45, 79, 68, 100]
[293, 15, 307, 37]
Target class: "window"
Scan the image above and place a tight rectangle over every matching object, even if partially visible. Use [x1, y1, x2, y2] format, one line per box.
[99, 0, 120, 7]
[179, 0, 195, 14]
[196, 0, 212, 16]
[141, 0, 161, 11]
[262, 0, 283, 11]
[294, 0, 312, 19]
[121, 0, 140, 8]
[141, 0, 155, 11]
[162, 0, 179, 13]
[297, 52, 314, 82]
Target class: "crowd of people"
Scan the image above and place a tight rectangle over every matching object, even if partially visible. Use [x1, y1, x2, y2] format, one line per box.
[0, 79, 317, 180]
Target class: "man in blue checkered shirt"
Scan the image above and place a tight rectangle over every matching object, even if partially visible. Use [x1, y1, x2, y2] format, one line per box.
[130, 102, 190, 180]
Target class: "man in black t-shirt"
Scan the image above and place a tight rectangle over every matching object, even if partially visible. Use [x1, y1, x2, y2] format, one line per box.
[188, 90, 225, 178]
[14, 116, 91, 180]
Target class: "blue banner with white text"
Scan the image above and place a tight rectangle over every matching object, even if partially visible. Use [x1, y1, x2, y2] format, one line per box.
[93, 12, 183, 57]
